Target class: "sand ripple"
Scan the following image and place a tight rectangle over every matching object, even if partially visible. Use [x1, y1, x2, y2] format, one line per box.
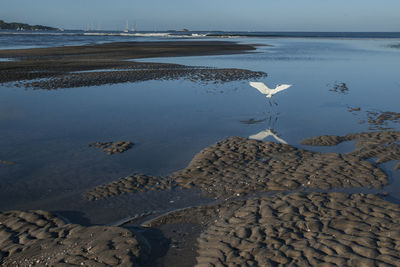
[0, 210, 149, 266]
[302, 131, 400, 169]
[195, 193, 400, 266]
[170, 137, 387, 197]
[85, 174, 176, 201]
[85, 136, 388, 200]
[88, 141, 134, 155]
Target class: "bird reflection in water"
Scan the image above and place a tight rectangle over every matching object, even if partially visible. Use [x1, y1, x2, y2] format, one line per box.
[249, 115, 287, 144]
[247, 81, 291, 144]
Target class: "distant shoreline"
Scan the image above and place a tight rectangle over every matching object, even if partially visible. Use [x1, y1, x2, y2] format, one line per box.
[0, 19, 57, 31]
[1, 29, 400, 39]
[0, 40, 258, 60]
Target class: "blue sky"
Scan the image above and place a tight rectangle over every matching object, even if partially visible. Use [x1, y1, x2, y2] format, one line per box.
[1, 0, 399, 31]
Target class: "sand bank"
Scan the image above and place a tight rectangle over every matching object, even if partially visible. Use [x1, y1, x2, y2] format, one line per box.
[2, 131, 400, 266]
[302, 131, 400, 169]
[3, 193, 400, 266]
[0, 210, 149, 266]
[88, 141, 134, 155]
[85, 136, 388, 201]
[140, 193, 400, 266]
[86, 174, 176, 201]
[193, 192, 400, 266]
[0, 41, 266, 89]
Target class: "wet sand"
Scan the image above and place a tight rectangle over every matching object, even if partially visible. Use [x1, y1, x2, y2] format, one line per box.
[0, 210, 149, 266]
[21, 67, 267, 90]
[2, 132, 400, 265]
[142, 192, 400, 266]
[85, 174, 176, 201]
[82, 132, 400, 265]
[345, 108, 400, 130]
[302, 131, 400, 169]
[0, 41, 266, 89]
[86, 137, 388, 201]
[193, 192, 400, 266]
[88, 141, 134, 155]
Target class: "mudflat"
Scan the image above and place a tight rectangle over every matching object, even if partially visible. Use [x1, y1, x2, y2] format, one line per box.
[0, 41, 266, 89]
[2, 40, 400, 266]
[0, 210, 149, 266]
[85, 137, 388, 201]
[2, 132, 400, 266]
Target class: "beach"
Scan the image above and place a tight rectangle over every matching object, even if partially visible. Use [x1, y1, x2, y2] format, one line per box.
[1, 35, 400, 266]
[2, 133, 400, 266]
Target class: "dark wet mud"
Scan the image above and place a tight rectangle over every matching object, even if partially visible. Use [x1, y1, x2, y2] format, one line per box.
[0, 210, 149, 266]
[88, 141, 134, 155]
[85, 137, 389, 201]
[0, 41, 266, 89]
[346, 106, 400, 131]
[302, 131, 400, 169]
[85, 174, 176, 201]
[21, 67, 267, 90]
[193, 192, 400, 266]
[2, 132, 400, 266]
[329, 82, 349, 95]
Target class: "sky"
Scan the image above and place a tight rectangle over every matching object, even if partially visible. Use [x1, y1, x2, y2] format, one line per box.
[1, 0, 399, 32]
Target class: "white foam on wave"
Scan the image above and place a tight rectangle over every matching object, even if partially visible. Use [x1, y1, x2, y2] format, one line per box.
[0, 30, 222, 39]
[83, 32, 209, 38]
[83, 32, 171, 37]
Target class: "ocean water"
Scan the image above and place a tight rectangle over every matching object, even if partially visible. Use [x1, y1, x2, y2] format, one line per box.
[1, 29, 400, 49]
[1, 31, 400, 217]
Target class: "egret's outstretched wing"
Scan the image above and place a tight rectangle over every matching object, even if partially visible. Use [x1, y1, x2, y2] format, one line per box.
[270, 132, 288, 144]
[271, 84, 292, 94]
[249, 82, 271, 95]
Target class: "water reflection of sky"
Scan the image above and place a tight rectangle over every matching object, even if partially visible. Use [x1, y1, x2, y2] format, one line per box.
[135, 37, 400, 137]
[1, 37, 400, 208]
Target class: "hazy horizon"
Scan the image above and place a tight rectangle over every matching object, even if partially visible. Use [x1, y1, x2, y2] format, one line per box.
[1, 0, 400, 32]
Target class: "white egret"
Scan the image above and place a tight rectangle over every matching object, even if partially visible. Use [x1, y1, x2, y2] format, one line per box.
[249, 82, 292, 106]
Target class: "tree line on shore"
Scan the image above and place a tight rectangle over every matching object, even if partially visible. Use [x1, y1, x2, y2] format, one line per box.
[0, 19, 57, 31]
